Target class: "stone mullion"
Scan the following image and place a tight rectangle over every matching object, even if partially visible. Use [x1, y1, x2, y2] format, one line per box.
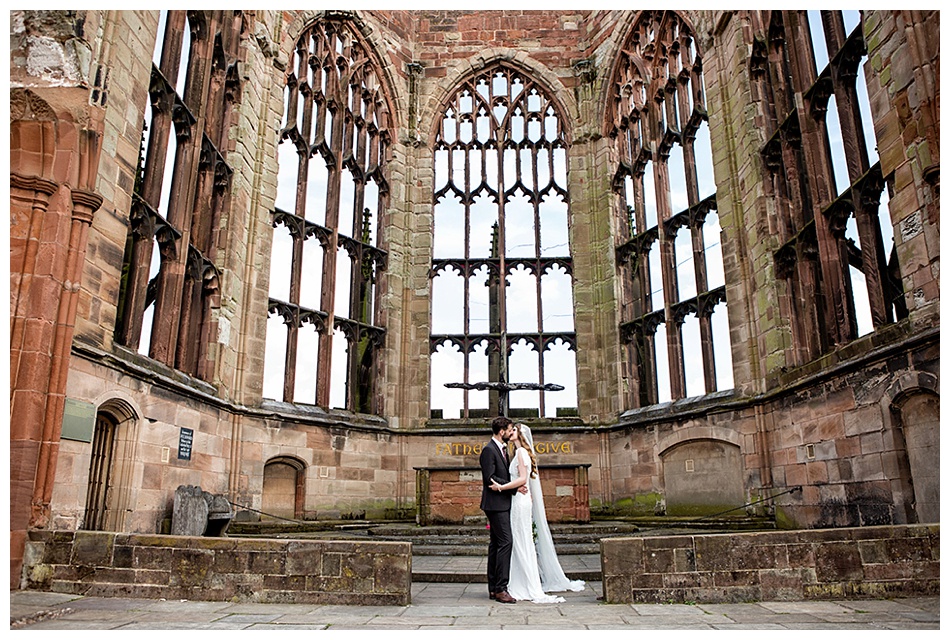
[797, 243, 827, 359]
[827, 23, 891, 330]
[804, 125, 853, 346]
[777, 121, 822, 359]
[153, 11, 218, 365]
[786, 12, 854, 345]
[461, 138, 474, 416]
[643, 330, 659, 406]
[177, 148, 218, 375]
[633, 176, 651, 319]
[195, 266, 219, 383]
[283, 311, 300, 403]
[119, 93, 174, 349]
[653, 150, 684, 400]
[829, 63, 869, 186]
[698, 310, 718, 394]
[157, 11, 188, 88]
[532, 137, 548, 414]
[854, 193, 890, 327]
[317, 80, 346, 409]
[149, 120, 203, 365]
[347, 101, 370, 326]
[189, 145, 217, 253]
[493, 119, 509, 393]
[175, 254, 203, 375]
[782, 21, 834, 356]
[116, 213, 156, 350]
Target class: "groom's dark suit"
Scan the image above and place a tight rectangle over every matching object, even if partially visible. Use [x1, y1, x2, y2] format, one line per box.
[480, 437, 515, 598]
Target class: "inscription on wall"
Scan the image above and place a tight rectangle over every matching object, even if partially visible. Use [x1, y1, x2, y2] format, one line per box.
[434, 441, 573, 455]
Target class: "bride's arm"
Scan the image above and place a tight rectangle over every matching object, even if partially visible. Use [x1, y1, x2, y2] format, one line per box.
[491, 449, 529, 492]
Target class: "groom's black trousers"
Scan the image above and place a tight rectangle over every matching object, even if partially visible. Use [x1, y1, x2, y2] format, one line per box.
[485, 508, 513, 594]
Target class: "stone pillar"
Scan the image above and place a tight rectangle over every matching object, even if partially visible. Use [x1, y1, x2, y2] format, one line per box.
[9, 88, 104, 586]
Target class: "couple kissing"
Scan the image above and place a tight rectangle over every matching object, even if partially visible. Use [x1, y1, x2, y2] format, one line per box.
[479, 416, 585, 603]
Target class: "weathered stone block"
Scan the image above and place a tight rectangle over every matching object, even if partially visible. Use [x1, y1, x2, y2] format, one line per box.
[170, 548, 215, 587]
[814, 542, 864, 582]
[71, 531, 114, 566]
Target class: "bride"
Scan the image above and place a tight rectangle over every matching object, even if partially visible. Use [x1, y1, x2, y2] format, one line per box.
[489, 423, 585, 602]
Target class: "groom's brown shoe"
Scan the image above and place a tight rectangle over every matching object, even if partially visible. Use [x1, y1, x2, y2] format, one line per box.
[494, 591, 516, 604]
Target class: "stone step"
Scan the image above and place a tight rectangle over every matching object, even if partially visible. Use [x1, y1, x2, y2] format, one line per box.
[411, 542, 599, 556]
[411, 554, 603, 583]
[228, 517, 775, 543]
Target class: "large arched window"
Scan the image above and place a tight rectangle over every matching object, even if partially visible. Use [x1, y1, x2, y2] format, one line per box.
[263, 17, 391, 413]
[429, 63, 577, 420]
[754, 10, 905, 366]
[610, 11, 732, 408]
[115, 11, 243, 379]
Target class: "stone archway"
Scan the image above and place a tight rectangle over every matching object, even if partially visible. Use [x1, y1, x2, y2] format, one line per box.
[262, 457, 306, 520]
[660, 439, 744, 517]
[880, 372, 940, 524]
[895, 392, 940, 523]
[82, 398, 140, 532]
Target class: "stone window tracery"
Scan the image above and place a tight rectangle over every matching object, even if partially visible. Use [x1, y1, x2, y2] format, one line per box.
[429, 64, 577, 420]
[262, 17, 391, 413]
[116, 10, 242, 380]
[755, 10, 906, 366]
[611, 11, 732, 408]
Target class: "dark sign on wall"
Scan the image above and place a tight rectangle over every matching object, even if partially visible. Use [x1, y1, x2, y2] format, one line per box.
[178, 427, 194, 461]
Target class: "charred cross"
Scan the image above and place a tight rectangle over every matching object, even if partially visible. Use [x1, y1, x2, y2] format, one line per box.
[444, 380, 564, 417]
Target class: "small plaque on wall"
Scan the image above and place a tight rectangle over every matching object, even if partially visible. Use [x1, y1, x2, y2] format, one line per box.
[178, 427, 194, 460]
[61, 398, 96, 442]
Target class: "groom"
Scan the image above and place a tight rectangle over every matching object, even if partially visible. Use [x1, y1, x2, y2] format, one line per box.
[480, 416, 517, 604]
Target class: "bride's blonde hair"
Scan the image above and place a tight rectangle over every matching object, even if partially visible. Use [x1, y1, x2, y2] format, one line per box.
[514, 423, 538, 478]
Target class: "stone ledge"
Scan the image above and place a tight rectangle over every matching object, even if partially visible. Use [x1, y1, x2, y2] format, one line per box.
[601, 524, 939, 604]
[22, 530, 411, 605]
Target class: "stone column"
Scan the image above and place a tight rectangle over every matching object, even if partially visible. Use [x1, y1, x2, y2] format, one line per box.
[9, 89, 104, 587]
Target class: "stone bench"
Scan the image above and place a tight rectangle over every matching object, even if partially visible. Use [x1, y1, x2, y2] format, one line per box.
[414, 464, 590, 525]
[22, 529, 411, 605]
[601, 523, 940, 604]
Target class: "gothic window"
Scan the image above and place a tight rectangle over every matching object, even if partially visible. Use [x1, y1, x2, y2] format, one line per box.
[116, 11, 242, 380]
[429, 64, 577, 420]
[262, 17, 390, 413]
[756, 10, 905, 366]
[611, 11, 732, 408]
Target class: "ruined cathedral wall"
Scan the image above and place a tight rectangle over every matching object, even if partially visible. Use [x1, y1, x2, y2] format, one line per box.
[594, 10, 939, 529]
[35, 9, 940, 533]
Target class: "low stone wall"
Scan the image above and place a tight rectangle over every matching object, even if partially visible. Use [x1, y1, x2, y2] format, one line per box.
[21, 530, 411, 605]
[602, 524, 939, 604]
[415, 464, 590, 525]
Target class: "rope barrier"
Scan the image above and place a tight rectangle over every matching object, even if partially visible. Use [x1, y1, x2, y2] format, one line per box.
[226, 499, 307, 525]
[694, 485, 802, 521]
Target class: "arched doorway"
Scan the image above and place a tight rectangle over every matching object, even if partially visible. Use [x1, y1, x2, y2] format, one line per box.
[82, 413, 117, 531]
[661, 439, 744, 517]
[897, 392, 939, 523]
[82, 399, 140, 532]
[262, 457, 305, 521]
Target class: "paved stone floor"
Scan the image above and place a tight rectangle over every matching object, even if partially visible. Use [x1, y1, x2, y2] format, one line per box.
[9, 585, 940, 630]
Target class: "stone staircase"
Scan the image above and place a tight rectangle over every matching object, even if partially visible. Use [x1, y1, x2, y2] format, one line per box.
[365, 521, 637, 556]
[228, 515, 775, 583]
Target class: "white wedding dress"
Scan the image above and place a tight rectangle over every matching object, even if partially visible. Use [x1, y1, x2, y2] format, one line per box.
[510, 426, 586, 595]
[505, 447, 565, 603]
